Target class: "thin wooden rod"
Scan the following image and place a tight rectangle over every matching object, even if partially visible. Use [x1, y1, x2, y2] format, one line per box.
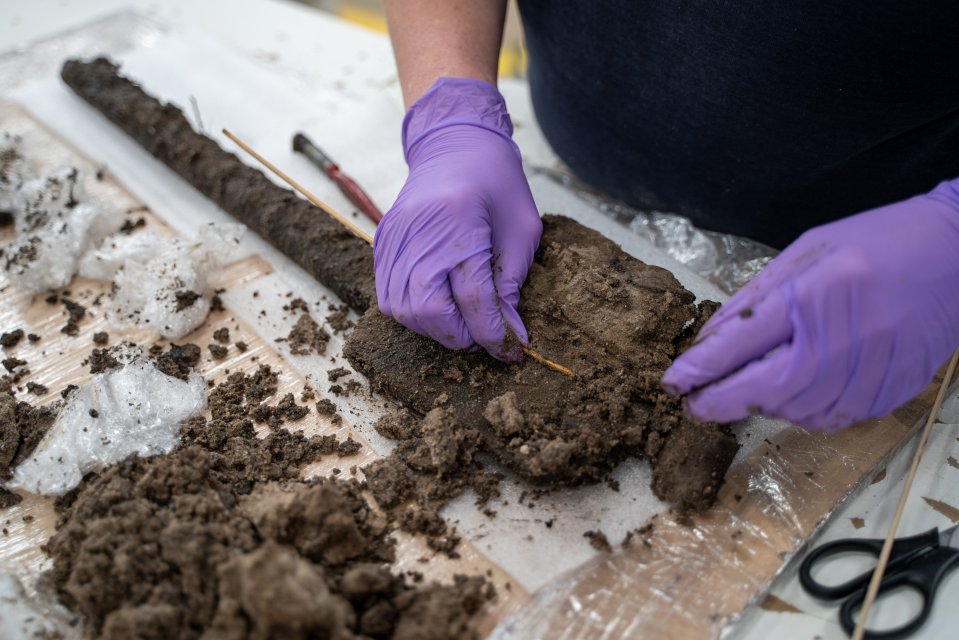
[222, 129, 575, 377]
[222, 129, 373, 244]
[852, 348, 959, 640]
[522, 345, 576, 377]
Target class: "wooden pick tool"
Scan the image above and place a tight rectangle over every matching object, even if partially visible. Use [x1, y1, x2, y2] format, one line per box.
[222, 129, 575, 377]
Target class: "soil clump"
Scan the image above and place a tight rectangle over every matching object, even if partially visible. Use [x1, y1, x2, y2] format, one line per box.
[347, 216, 738, 510]
[0, 386, 57, 484]
[285, 312, 329, 356]
[364, 407, 502, 556]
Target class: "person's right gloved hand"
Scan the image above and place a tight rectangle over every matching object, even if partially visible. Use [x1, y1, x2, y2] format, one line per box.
[373, 77, 543, 361]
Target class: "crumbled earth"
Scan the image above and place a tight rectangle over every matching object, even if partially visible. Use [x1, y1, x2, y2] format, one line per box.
[60, 298, 86, 336]
[285, 313, 329, 356]
[364, 407, 502, 556]
[213, 327, 230, 343]
[0, 386, 57, 482]
[2, 356, 26, 372]
[154, 343, 202, 380]
[326, 304, 354, 334]
[347, 216, 738, 510]
[0, 328, 24, 347]
[92, 331, 109, 345]
[44, 364, 492, 639]
[0, 486, 20, 507]
[174, 289, 201, 311]
[209, 343, 228, 360]
[583, 530, 612, 553]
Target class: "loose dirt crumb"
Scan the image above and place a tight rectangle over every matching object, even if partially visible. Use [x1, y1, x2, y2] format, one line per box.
[173, 289, 201, 311]
[286, 313, 329, 356]
[315, 399, 336, 417]
[2, 357, 26, 372]
[0, 328, 24, 347]
[235, 340, 248, 353]
[118, 216, 145, 234]
[25, 381, 47, 396]
[0, 388, 57, 480]
[583, 530, 612, 552]
[328, 367, 350, 382]
[212, 327, 230, 343]
[208, 344, 228, 360]
[154, 343, 201, 380]
[326, 303, 354, 334]
[0, 487, 21, 508]
[92, 331, 109, 345]
[60, 299, 86, 336]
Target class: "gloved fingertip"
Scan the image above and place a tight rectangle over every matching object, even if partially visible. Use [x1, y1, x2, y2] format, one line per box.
[685, 387, 750, 425]
[662, 357, 708, 395]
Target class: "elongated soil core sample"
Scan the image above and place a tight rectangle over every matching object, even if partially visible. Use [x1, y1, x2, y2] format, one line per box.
[61, 57, 375, 313]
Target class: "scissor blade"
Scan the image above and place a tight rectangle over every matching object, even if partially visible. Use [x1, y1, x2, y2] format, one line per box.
[940, 523, 959, 549]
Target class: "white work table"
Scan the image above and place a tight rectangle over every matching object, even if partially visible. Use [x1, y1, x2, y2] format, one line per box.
[2, 2, 957, 639]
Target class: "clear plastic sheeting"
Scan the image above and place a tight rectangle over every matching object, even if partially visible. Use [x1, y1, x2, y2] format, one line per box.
[79, 222, 245, 338]
[8, 345, 207, 495]
[0, 573, 75, 640]
[2, 152, 121, 293]
[530, 168, 778, 295]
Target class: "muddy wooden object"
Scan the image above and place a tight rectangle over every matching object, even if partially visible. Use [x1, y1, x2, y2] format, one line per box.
[346, 215, 738, 508]
[60, 57, 375, 314]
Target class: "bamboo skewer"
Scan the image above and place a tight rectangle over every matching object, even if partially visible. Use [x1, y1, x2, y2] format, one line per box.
[222, 129, 575, 377]
[851, 348, 959, 640]
[223, 129, 373, 244]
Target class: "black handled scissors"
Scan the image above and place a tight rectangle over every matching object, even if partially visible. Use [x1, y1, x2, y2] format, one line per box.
[799, 524, 959, 639]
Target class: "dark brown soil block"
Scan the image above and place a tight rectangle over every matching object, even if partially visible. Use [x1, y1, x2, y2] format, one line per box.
[345, 216, 738, 510]
[61, 57, 375, 313]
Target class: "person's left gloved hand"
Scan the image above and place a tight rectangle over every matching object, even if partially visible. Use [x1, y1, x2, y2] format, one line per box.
[662, 179, 959, 431]
[374, 78, 542, 362]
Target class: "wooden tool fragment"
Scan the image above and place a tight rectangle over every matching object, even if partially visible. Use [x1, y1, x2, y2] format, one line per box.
[223, 129, 575, 377]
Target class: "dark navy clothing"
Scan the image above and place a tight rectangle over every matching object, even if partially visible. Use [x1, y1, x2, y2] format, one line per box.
[516, 2, 959, 248]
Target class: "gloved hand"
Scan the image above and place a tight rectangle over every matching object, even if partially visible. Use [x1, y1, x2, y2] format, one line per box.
[374, 77, 542, 361]
[662, 179, 959, 431]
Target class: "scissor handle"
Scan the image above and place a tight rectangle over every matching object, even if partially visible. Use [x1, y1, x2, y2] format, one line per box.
[800, 528, 940, 600]
[838, 546, 959, 639]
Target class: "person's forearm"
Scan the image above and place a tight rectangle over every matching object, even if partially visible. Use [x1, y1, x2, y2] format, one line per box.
[385, 0, 507, 108]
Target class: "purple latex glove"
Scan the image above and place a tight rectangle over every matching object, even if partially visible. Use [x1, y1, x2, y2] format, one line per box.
[373, 77, 542, 361]
[663, 179, 959, 431]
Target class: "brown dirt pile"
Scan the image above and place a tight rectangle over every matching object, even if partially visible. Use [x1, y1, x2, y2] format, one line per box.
[44, 363, 491, 639]
[364, 407, 502, 556]
[60, 57, 375, 314]
[347, 216, 738, 510]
